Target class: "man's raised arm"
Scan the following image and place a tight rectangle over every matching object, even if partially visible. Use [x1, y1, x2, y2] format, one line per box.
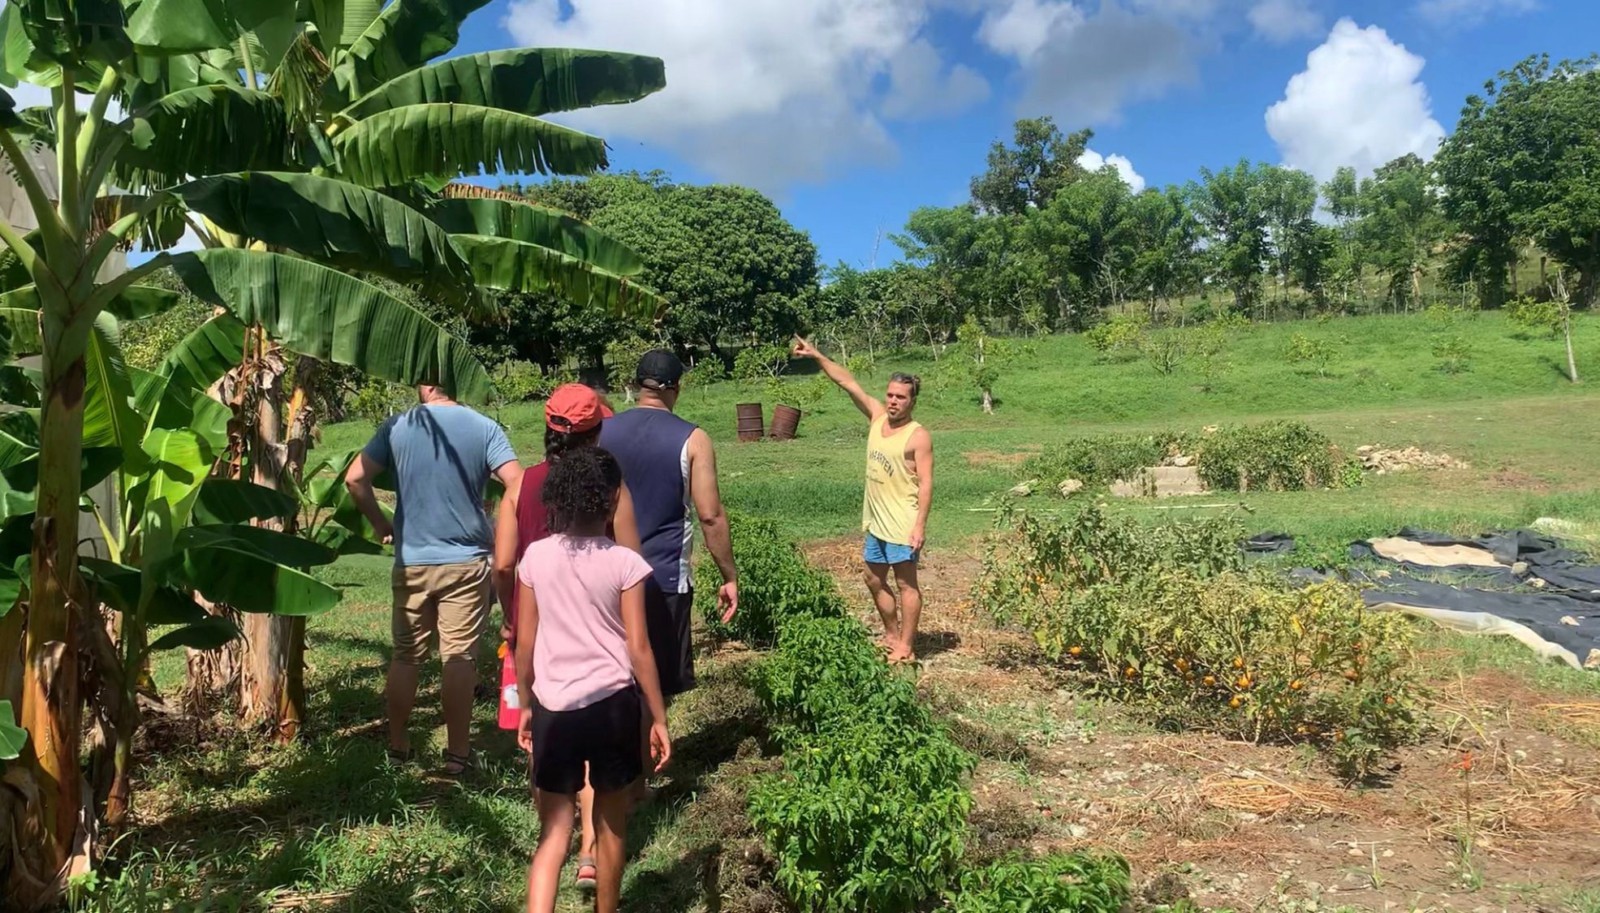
[791, 336, 883, 420]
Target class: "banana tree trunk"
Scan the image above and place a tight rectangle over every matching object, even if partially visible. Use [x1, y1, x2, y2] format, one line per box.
[1564, 310, 1580, 384]
[8, 347, 89, 908]
[239, 340, 300, 742]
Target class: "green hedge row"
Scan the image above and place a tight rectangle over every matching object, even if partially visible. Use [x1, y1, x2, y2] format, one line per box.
[739, 521, 1134, 912]
[695, 512, 845, 648]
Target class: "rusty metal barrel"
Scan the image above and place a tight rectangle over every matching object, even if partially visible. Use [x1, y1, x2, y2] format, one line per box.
[736, 403, 765, 442]
[770, 404, 802, 441]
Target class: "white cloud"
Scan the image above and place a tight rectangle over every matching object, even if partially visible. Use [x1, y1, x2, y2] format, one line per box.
[1248, 0, 1324, 43]
[881, 39, 991, 121]
[978, 1, 1198, 127]
[502, 0, 985, 189]
[977, 0, 1084, 61]
[1078, 148, 1146, 192]
[1414, 0, 1537, 27]
[1264, 18, 1446, 181]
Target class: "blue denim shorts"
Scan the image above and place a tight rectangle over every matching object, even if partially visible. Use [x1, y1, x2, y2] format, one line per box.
[863, 532, 918, 566]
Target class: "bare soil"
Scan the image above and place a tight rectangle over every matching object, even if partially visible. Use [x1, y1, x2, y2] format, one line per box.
[804, 538, 1600, 912]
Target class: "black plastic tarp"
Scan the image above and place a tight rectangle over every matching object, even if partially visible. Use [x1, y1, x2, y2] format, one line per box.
[1338, 529, 1600, 670]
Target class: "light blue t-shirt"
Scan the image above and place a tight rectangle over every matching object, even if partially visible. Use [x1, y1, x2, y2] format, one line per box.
[362, 404, 517, 567]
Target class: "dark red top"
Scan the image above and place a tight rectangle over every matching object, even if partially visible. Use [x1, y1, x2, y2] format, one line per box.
[515, 460, 615, 561]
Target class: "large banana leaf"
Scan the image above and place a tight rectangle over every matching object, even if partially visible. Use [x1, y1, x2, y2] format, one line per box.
[171, 171, 475, 304]
[334, 0, 491, 100]
[125, 0, 235, 53]
[451, 234, 665, 321]
[342, 48, 665, 121]
[106, 285, 184, 320]
[115, 85, 295, 190]
[308, 0, 384, 49]
[148, 615, 241, 651]
[426, 196, 644, 276]
[174, 524, 339, 615]
[83, 314, 149, 473]
[160, 311, 246, 396]
[169, 248, 491, 402]
[192, 477, 297, 525]
[331, 103, 607, 187]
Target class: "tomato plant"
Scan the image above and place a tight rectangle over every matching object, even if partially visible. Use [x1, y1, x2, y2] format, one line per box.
[976, 506, 1420, 780]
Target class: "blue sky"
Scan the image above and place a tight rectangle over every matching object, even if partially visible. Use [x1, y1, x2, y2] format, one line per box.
[467, 0, 1598, 271]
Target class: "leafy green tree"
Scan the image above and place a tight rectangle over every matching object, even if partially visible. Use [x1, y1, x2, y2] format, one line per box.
[1321, 166, 1366, 307]
[526, 173, 819, 364]
[1188, 161, 1271, 316]
[1025, 169, 1138, 325]
[1128, 187, 1201, 318]
[970, 117, 1092, 216]
[1358, 154, 1450, 311]
[1439, 54, 1600, 308]
[1260, 165, 1318, 307]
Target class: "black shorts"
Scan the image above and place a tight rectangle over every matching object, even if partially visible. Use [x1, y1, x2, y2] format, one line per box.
[645, 581, 695, 698]
[529, 687, 643, 794]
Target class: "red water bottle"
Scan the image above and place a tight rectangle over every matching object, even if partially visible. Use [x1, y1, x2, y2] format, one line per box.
[497, 642, 521, 731]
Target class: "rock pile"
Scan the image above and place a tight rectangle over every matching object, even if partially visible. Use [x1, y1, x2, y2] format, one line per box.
[1356, 445, 1469, 474]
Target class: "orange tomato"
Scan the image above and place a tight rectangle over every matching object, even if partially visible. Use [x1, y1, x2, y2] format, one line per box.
[1202, 675, 1217, 686]
[1228, 696, 1243, 708]
[1289, 679, 1304, 691]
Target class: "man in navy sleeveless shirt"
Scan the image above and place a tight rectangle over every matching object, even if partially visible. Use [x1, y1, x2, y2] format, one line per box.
[599, 351, 738, 698]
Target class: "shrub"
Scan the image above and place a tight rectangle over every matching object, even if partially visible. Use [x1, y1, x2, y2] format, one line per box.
[1285, 332, 1337, 377]
[733, 344, 789, 383]
[975, 506, 1421, 780]
[695, 513, 845, 648]
[344, 381, 415, 424]
[1142, 330, 1186, 375]
[492, 360, 571, 404]
[1194, 420, 1350, 492]
[1506, 296, 1564, 338]
[1432, 334, 1473, 374]
[1084, 313, 1148, 361]
[1022, 431, 1191, 488]
[948, 853, 1131, 913]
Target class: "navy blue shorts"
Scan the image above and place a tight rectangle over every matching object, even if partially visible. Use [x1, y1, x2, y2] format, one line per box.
[864, 532, 918, 566]
[529, 686, 642, 795]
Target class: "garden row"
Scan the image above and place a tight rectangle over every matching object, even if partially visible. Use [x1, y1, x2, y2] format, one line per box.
[975, 504, 1421, 779]
[697, 514, 1131, 912]
[1022, 419, 1363, 494]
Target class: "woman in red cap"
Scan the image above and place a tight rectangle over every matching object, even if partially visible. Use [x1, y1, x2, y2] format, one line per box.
[493, 382, 640, 892]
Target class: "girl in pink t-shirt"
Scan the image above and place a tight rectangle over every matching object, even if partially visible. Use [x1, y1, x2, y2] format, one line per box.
[514, 447, 671, 913]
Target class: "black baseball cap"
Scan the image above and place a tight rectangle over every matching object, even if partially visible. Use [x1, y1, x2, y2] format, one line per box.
[636, 350, 685, 389]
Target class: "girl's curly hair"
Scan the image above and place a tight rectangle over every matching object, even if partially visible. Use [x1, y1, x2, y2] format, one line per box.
[544, 425, 600, 462]
[542, 446, 622, 534]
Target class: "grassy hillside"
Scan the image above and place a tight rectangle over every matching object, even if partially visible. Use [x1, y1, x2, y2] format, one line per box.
[324, 310, 1600, 547]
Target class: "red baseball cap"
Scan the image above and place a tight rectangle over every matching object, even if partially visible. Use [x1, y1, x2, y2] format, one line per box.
[545, 383, 612, 434]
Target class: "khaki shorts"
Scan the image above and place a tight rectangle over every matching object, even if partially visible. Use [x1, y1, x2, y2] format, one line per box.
[391, 558, 491, 664]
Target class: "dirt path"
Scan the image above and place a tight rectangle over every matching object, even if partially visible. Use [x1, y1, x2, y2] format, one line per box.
[804, 538, 1600, 912]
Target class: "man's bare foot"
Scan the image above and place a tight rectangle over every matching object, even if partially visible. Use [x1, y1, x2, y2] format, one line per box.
[886, 643, 916, 664]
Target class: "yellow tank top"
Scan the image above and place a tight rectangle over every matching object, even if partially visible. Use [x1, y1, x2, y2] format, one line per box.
[862, 415, 922, 544]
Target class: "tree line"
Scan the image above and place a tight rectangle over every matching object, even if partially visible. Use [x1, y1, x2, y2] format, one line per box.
[471, 51, 1596, 379]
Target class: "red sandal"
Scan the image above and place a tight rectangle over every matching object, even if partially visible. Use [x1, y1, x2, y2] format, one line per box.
[575, 856, 597, 890]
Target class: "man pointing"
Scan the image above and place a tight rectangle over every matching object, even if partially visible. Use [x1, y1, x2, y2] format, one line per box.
[792, 337, 933, 663]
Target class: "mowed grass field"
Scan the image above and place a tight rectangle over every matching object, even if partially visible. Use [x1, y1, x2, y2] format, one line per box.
[110, 311, 1600, 913]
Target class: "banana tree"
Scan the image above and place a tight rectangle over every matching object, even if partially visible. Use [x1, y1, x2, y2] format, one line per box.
[0, 3, 502, 902]
[0, 303, 355, 835]
[108, 0, 667, 737]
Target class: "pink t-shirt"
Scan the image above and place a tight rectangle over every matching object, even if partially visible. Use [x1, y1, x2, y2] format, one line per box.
[518, 534, 654, 712]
